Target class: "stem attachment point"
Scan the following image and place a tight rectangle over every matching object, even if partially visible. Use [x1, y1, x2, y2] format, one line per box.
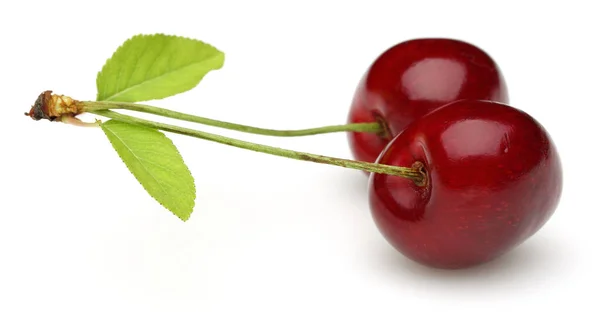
[373, 112, 393, 140]
[411, 161, 428, 187]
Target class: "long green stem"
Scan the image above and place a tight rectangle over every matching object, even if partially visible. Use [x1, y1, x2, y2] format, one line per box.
[82, 101, 382, 136]
[90, 109, 425, 184]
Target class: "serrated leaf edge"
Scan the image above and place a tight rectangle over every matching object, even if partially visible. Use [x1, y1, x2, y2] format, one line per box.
[96, 33, 225, 102]
[101, 122, 196, 221]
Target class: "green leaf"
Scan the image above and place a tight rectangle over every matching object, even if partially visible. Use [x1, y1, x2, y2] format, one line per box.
[96, 33, 224, 102]
[100, 120, 196, 221]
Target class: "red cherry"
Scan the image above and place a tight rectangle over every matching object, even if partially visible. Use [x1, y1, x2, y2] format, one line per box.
[368, 99, 562, 269]
[348, 38, 509, 165]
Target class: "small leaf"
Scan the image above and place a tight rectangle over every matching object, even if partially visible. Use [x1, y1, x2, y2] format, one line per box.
[101, 120, 196, 221]
[96, 33, 224, 102]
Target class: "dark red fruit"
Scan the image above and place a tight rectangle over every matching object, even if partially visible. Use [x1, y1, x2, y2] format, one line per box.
[348, 38, 509, 165]
[369, 99, 562, 269]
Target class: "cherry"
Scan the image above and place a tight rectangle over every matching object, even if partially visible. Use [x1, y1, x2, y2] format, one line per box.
[348, 38, 509, 165]
[368, 99, 562, 269]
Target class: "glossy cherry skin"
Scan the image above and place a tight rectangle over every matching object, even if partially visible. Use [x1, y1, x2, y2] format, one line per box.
[369, 99, 562, 269]
[348, 38, 509, 165]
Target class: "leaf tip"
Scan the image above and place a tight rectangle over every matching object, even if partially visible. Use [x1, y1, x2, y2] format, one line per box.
[177, 211, 193, 222]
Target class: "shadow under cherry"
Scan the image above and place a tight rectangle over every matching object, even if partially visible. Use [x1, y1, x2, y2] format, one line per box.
[365, 234, 567, 290]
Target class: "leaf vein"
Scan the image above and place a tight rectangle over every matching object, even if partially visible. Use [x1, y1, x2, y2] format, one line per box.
[103, 54, 221, 101]
[102, 126, 177, 209]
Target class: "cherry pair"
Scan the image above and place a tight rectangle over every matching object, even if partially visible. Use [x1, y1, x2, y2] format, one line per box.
[345, 39, 562, 269]
[25, 36, 562, 270]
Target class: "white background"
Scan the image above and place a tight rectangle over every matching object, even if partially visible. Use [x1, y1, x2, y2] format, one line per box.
[1, 1, 598, 311]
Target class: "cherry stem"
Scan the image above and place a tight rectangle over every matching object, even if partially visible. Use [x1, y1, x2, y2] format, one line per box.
[90, 109, 424, 184]
[82, 101, 383, 137]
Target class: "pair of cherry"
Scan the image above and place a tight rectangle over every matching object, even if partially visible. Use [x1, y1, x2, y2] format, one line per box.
[344, 38, 562, 269]
[21, 34, 562, 271]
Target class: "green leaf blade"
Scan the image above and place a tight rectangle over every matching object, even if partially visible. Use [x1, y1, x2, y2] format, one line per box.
[96, 33, 224, 102]
[101, 120, 196, 221]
